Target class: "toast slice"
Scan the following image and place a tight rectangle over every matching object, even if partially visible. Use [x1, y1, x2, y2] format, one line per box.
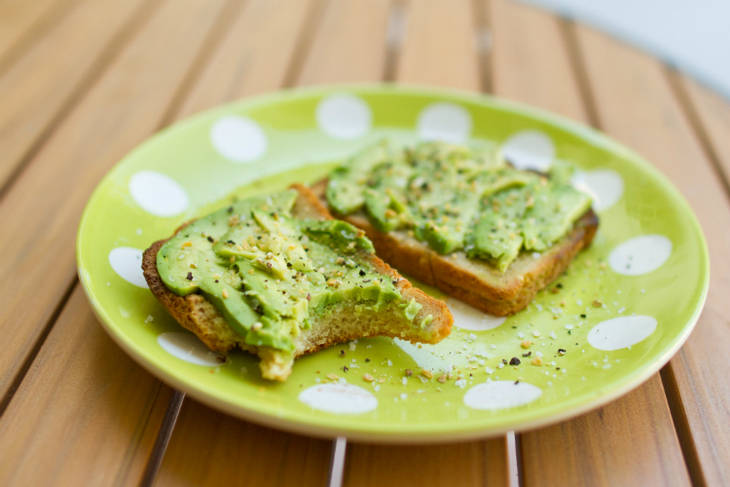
[311, 180, 598, 316]
[142, 184, 452, 381]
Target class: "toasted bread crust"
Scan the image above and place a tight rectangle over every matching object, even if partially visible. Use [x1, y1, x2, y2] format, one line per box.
[142, 185, 452, 380]
[311, 179, 598, 316]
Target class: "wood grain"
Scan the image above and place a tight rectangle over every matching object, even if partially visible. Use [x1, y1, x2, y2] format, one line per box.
[297, 0, 391, 85]
[0, 0, 230, 403]
[0, 0, 148, 190]
[175, 0, 316, 119]
[397, 0, 481, 91]
[154, 399, 331, 487]
[0, 0, 75, 66]
[0, 287, 172, 485]
[344, 439, 508, 487]
[573, 24, 730, 486]
[488, 1, 691, 485]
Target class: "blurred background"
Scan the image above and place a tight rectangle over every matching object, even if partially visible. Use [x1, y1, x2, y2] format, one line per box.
[2, 1, 729, 486]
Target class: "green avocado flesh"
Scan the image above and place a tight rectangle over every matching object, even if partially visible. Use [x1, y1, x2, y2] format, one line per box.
[156, 189, 424, 354]
[326, 141, 592, 272]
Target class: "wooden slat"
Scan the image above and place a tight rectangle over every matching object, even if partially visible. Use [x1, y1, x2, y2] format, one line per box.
[678, 76, 730, 183]
[296, 0, 391, 85]
[487, 1, 691, 485]
[154, 399, 331, 486]
[0, 287, 173, 485]
[572, 24, 730, 486]
[342, 3, 508, 486]
[176, 0, 316, 119]
[0, 0, 148, 190]
[0, 0, 230, 402]
[344, 440, 508, 487]
[396, 0, 481, 91]
[0, 0, 75, 65]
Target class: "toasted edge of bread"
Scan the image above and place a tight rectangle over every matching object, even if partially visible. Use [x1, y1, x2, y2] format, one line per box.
[311, 179, 599, 316]
[142, 184, 453, 381]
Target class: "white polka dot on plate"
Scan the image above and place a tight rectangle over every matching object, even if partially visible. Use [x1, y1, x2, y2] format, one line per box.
[609, 235, 672, 275]
[587, 315, 657, 351]
[464, 380, 542, 410]
[417, 102, 471, 143]
[210, 115, 267, 162]
[501, 130, 554, 171]
[316, 94, 372, 139]
[571, 169, 624, 212]
[108, 247, 148, 288]
[129, 171, 189, 217]
[157, 331, 225, 366]
[447, 298, 506, 331]
[299, 383, 377, 414]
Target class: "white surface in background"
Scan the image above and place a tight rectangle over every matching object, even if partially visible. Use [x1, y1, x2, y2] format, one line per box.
[520, 0, 730, 99]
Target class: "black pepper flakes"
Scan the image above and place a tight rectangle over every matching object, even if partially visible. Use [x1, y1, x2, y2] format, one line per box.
[185, 272, 193, 281]
[365, 358, 370, 363]
[342, 366, 349, 372]
[558, 348, 567, 356]
[359, 269, 366, 277]
[580, 313, 587, 319]
[339, 350, 345, 357]
[207, 236, 214, 243]
[509, 357, 521, 366]
[522, 351, 532, 358]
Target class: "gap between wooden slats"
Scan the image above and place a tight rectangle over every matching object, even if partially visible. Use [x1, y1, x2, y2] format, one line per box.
[0, 0, 78, 72]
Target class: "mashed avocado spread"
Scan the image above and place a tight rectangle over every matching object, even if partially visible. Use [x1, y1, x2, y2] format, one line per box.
[157, 189, 423, 353]
[326, 141, 592, 272]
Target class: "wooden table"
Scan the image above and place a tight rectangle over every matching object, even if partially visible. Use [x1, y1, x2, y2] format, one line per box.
[1, 1, 728, 485]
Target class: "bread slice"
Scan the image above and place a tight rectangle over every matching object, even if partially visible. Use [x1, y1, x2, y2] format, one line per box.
[311, 180, 598, 316]
[142, 184, 452, 381]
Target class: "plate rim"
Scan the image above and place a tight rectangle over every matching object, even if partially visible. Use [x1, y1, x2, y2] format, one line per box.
[76, 82, 710, 443]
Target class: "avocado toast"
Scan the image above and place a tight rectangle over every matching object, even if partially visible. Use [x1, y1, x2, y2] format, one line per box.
[318, 141, 599, 316]
[143, 184, 452, 381]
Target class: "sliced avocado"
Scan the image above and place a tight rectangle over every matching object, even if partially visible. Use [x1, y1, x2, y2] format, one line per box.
[325, 140, 392, 214]
[301, 219, 374, 253]
[522, 184, 592, 251]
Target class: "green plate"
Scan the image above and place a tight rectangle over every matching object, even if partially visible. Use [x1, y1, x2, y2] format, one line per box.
[77, 85, 709, 442]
